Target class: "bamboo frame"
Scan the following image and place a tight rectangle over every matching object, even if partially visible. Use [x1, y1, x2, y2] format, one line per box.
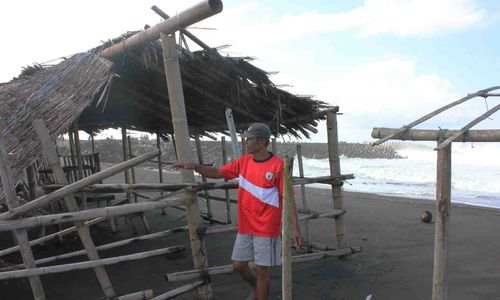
[161, 32, 212, 299]
[195, 135, 213, 218]
[73, 121, 88, 209]
[33, 119, 116, 298]
[282, 157, 293, 300]
[116, 289, 154, 300]
[157, 134, 167, 215]
[327, 112, 346, 248]
[372, 128, 500, 142]
[296, 144, 310, 251]
[0, 127, 46, 299]
[0, 246, 185, 281]
[151, 279, 207, 300]
[221, 136, 231, 223]
[225, 108, 241, 157]
[165, 247, 362, 282]
[0, 148, 160, 220]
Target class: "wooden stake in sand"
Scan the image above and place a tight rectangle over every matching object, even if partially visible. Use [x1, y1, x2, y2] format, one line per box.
[0, 125, 46, 299]
[282, 157, 293, 300]
[327, 112, 346, 248]
[432, 144, 452, 300]
[161, 32, 212, 299]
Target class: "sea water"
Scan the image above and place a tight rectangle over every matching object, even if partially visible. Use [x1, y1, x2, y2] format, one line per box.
[295, 143, 500, 209]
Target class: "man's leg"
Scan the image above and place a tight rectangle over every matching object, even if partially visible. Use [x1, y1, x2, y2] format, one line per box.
[233, 261, 257, 298]
[255, 265, 271, 300]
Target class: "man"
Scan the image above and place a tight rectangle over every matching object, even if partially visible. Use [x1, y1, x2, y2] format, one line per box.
[173, 123, 302, 300]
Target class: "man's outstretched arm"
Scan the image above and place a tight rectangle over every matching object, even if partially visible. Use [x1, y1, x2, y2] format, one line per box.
[172, 162, 224, 179]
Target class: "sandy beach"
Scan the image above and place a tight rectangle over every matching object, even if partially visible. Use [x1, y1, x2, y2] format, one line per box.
[1, 165, 499, 300]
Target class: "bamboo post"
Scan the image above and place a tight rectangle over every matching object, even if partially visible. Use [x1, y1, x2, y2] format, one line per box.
[240, 136, 247, 155]
[68, 130, 77, 181]
[129, 136, 151, 233]
[122, 128, 133, 204]
[225, 108, 241, 158]
[282, 156, 293, 300]
[91, 134, 96, 155]
[272, 138, 277, 155]
[0, 128, 46, 299]
[195, 135, 213, 218]
[26, 163, 37, 200]
[33, 120, 116, 298]
[326, 112, 346, 248]
[296, 145, 310, 251]
[221, 137, 231, 223]
[161, 32, 212, 299]
[73, 122, 88, 210]
[432, 143, 452, 300]
[157, 134, 167, 215]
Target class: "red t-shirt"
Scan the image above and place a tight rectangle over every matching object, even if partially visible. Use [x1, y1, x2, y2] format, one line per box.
[219, 154, 284, 237]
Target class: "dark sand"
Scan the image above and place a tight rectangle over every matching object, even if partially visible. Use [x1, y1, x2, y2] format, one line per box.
[1, 165, 499, 300]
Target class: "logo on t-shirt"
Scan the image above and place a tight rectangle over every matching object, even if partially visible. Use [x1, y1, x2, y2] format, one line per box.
[265, 171, 274, 180]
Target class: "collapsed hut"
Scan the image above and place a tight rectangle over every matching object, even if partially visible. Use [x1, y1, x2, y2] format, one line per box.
[0, 1, 360, 299]
[372, 85, 500, 300]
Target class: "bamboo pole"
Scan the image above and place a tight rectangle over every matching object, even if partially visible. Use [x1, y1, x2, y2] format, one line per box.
[68, 130, 77, 181]
[0, 196, 186, 232]
[371, 128, 500, 142]
[435, 103, 500, 150]
[152, 279, 207, 300]
[432, 144, 452, 300]
[100, 0, 223, 58]
[122, 128, 133, 204]
[327, 112, 346, 248]
[372, 85, 500, 145]
[0, 128, 46, 299]
[195, 135, 213, 218]
[225, 108, 241, 158]
[0, 148, 160, 220]
[161, 32, 212, 299]
[33, 120, 116, 298]
[73, 122, 88, 210]
[157, 134, 167, 215]
[5, 226, 189, 270]
[26, 163, 37, 200]
[91, 134, 96, 155]
[116, 289, 154, 300]
[296, 145, 310, 251]
[282, 156, 293, 300]
[129, 135, 151, 233]
[43, 174, 353, 194]
[272, 138, 277, 154]
[240, 136, 246, 155]
[165, 247, 362, 282]
[221, 136, 231, 223]
[0, 246, 184, 281]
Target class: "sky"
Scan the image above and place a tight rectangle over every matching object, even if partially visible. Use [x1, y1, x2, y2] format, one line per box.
[1, 0, 499, 143]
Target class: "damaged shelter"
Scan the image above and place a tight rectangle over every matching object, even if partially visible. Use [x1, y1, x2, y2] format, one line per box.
[0, 1, 359, 299]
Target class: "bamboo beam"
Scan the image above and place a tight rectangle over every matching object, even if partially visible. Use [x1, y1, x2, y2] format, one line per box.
[0, 246, 184, 281]
[372, 86, 500, 145]
[116, 289, 154, 300]
[161, 32, 212, 299]
[0, 127, 46, 299]
[165, 247, 362, 282]
[372, 128, 500, 142]
[100, 0, 223, 59]
[0, 147, 160, 220]
[221, 137, 232, 223]
[152, 279, 207, 300]
[296, 145, 310, 250]
[33, 120, 116, 298]
[432, 144, 452, 300]
[0, 196, 186, 232]
[327, 112, 346, 248]
[435, 103, 500, 150]
[282, 157, 293, 300]
[195, 135, 213, 218]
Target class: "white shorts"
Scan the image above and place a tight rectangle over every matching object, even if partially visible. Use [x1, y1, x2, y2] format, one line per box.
[231, 233, 281, 266]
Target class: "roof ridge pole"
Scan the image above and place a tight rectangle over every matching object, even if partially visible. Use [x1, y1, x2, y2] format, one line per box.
[0, 127, 46, 299]
[160, 32, 213, 299]
[100, 0, 223, 59]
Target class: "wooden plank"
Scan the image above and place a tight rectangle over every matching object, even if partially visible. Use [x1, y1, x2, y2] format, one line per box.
[282, 157, 293, 300]
[327, 112, 346, 248]
[432, 144, 452, 300]
[372, 85, 500, 145]
[33, 119, 116, 298]
[161, 32, 212, 299]
[0, 126, 46, 299]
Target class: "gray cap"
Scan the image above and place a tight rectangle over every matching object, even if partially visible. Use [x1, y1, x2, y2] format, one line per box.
[241, 123, 271, 139]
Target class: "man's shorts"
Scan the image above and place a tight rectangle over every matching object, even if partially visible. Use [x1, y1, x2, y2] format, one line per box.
[231, 233, 281, 266]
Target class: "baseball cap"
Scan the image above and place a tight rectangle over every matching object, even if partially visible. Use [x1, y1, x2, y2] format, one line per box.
[241, 123, 271, 139]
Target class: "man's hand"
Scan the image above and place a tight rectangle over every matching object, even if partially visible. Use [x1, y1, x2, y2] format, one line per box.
[172, 162, 197, 170]
[293, 226, 303, 251]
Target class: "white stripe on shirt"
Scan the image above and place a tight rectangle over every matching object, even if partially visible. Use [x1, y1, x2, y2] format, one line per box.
[238, 175, 279, 208]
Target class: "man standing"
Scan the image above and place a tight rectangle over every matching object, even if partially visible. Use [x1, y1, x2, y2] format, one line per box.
[173, 123, 302, 300]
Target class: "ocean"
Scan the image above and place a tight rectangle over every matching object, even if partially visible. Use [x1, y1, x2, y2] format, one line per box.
[295, 143, 500, 209]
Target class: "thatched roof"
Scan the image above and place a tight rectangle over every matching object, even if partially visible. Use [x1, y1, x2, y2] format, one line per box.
[0, 31, 332, 205]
